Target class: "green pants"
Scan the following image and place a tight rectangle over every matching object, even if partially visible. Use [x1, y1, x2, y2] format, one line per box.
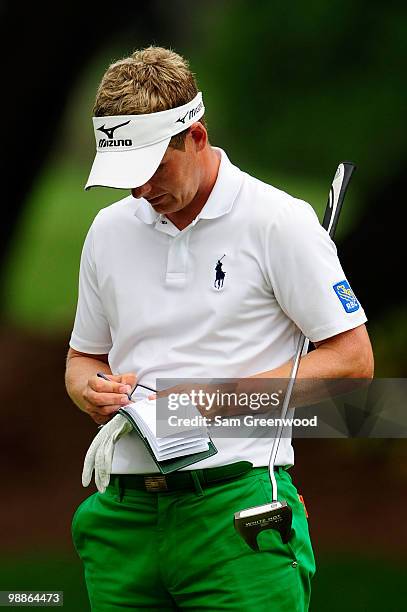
[72, 467, 315, 611]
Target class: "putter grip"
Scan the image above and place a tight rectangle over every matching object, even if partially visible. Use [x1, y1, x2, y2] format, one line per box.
[322, 161, 356, 238]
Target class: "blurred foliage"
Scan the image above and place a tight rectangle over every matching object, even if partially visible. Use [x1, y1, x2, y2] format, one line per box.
[3, 162, 121, 332]
[311, 553, 407, 611]
[192, 0, 407, 183]
[0, 555, 88, 612]
[3, 52, 124, 332]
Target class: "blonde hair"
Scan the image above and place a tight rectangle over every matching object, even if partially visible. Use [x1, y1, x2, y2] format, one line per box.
[93, 46, 206, 149]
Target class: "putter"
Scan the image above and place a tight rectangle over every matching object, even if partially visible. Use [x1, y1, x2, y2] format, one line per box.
[234, 162, 356, 551]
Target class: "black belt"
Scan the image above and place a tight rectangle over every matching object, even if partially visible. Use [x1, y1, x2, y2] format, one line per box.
[109, 462, 285, 493]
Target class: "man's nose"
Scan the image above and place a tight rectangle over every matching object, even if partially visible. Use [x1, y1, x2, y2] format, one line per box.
[131, 182, 152, 199]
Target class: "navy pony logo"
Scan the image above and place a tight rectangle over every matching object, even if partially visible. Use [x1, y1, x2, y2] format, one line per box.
[214, 255, 226, 289]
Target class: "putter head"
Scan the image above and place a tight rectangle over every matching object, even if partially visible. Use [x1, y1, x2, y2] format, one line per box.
[234, 501, 292, 551]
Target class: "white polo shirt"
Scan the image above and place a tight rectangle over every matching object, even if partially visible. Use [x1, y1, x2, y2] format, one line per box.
[70, 148, 367, 472]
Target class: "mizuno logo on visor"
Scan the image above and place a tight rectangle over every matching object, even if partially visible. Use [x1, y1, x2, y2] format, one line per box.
[176, 101, 204, 125]
[97, 120, 131, 139]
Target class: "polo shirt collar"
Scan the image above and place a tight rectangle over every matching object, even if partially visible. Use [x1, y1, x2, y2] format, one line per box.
[131, 147, 242, 225]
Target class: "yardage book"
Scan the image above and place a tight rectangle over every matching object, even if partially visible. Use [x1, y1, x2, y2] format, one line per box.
[119, 398, 217, 474]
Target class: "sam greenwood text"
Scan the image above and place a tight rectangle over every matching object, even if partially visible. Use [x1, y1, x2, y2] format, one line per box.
[167, 415, 318, 428]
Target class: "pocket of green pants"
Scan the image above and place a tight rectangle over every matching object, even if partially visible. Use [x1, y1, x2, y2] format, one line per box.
[71, 493, 95, 554]
[256, 470, 307, 562]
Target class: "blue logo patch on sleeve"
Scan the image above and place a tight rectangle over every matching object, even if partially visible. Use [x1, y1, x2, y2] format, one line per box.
[333, 280, 360, 313]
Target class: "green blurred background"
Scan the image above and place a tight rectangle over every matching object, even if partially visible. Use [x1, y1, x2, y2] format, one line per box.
[1, 1, 406, 610]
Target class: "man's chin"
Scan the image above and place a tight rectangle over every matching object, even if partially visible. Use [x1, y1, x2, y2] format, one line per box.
[150, 202, 171, 213]
[149, 198, 181, 214]
[148, 194, 171, 207]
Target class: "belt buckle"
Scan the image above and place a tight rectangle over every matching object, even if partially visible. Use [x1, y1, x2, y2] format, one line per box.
[144, 475, 168, 492]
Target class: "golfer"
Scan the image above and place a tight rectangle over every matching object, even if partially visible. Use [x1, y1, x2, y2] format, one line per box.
[65, 46, 373, 611]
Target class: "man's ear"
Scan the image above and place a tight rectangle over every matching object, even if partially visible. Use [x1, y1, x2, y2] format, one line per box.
[189, 122, 207, 152]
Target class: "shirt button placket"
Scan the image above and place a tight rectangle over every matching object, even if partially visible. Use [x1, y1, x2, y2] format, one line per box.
[165, 227, 193, 286]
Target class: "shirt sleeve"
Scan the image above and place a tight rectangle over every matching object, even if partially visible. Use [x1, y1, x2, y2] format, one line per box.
[69, 223, 112, 354]
[265, 198, 367, 343]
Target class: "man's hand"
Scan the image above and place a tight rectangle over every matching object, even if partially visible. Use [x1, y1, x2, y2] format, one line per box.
[82, 372, 137, 425]
[65, 348, 137, 424]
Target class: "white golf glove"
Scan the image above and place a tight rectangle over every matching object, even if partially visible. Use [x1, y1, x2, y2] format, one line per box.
[82, 412, 133, 493]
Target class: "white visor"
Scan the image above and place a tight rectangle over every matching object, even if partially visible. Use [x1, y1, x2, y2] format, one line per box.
[85, 92, 205, 190]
